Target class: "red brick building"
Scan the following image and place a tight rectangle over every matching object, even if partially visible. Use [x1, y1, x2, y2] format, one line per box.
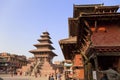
[0, 52, 27, 74]
[59, 4, 120, 80]
[77, 4, 120, 80]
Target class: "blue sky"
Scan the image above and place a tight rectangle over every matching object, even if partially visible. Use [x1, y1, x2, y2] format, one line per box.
[0, 0, 120, 61]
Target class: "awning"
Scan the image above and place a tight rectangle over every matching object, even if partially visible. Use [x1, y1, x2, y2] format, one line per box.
[64, 63, 73, 67]
[59, 36, 77, 44]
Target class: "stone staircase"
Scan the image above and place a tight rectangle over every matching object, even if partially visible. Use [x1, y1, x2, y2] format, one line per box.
[40, 61, 55, 76]
[31, 60, 42, 76]
[17, 59, 56, 77]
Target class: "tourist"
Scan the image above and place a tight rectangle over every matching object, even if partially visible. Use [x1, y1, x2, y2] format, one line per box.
[50, 75, 54, 80]
[20, 71, 22, 76]
[57, 73, 61, 80]
[55, 73, 57, 80]
[48, 74, 54, 80]
[48, 74, 51, 80]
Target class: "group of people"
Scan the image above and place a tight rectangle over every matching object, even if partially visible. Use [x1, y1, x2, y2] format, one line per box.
[48, 73, 61, 80]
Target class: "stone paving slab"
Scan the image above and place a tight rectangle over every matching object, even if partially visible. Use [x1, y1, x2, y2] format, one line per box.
[0, 75, 65, 80]
[0, 76, 48, 80]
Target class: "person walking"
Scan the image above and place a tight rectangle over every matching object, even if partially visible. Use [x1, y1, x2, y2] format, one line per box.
[48, 74, 51, 80]
[50, 75, 54, 80]
[57, 73, 61, 80]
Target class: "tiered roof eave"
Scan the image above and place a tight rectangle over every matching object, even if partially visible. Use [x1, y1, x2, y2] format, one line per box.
[33, 43, 55, 50]
[37, 39, 52, 44]
[29, 49, 57, 56]
[40, 35, 51, 39]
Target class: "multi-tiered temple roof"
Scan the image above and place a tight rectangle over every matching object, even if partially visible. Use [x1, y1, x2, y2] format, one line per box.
[29, 31, 57, 57]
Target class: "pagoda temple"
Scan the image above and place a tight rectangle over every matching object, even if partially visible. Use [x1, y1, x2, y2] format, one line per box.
[29, 31, 57, 76]
[76, 4, 120, 80]
[59, 4, 120, 80]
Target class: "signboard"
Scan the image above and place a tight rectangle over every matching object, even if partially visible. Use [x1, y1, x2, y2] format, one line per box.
[93, 71, 97, 80]
[64, 63, 72, 67]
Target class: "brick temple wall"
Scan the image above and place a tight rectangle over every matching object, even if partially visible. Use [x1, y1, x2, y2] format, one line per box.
[91, 24, 120, 46]
[73, 54, 84, 79]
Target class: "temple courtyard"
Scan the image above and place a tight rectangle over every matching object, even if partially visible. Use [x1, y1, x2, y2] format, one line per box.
[0, 74, 65, 80]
